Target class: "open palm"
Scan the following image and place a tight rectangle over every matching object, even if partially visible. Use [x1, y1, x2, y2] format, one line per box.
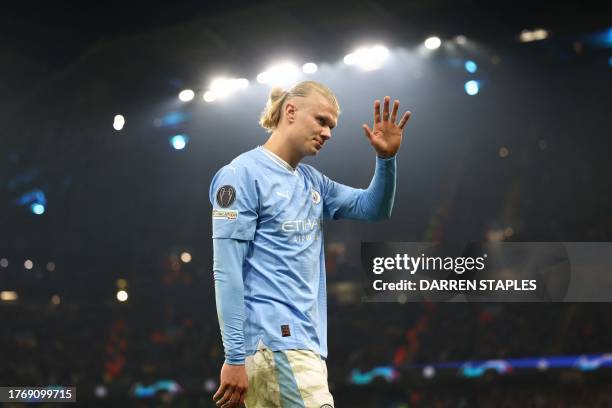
[362, 96, 411, 158]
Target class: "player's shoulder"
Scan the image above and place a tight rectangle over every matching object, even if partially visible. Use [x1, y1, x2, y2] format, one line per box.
[209, 149, 263, 203]
[213, 147, 263, 178]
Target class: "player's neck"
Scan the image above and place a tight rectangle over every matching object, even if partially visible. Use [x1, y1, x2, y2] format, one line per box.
[263, 133, 301, 169]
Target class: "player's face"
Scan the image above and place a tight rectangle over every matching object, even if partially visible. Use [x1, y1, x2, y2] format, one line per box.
[291, 92, 338, 157]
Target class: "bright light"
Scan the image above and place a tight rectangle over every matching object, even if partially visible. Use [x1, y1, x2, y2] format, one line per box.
[302, 62, 318, 74]
[170, 134, 188, 150]
[46, 261, 55, 272]
[454, 35, 467, 45]
[94, 385, 108, 399]
[256, 72, 267, 84]
[343, 45, 389, 71]
[533, 28, 549, 40]
[537, 359, 549, 371]
[178, 89, 195, 102]
[464, 60, 478, 73]
[203, 379, 217, 393]
[180, 252, 192, 263]
[256, 62, 300, 85]
[519, 28, 549, 42]
[51, 295, 61, 305]
[464, 80, 480, 95]
[113, 114, 125, 131]
[0, 291, 18, 301]
[24, 259, 33, 270]
[423, 365, 436, 379]
[208, 77, 249, 98]
[203, 91, 217, 102]
[31, 203, 45, 215]
[0, 258, 7, 268]
[424, 36, 442, 50]
[116, 290, 128, 302]
[235, 78, 249, 88]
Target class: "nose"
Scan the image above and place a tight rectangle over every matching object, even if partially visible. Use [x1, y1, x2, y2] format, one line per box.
[320, 127, 332, 141]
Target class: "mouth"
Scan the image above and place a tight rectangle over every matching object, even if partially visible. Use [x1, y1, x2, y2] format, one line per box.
[314, 139, 323, 150]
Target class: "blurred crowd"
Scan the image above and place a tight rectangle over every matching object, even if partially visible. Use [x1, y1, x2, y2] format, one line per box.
[2, 274, 611, 406]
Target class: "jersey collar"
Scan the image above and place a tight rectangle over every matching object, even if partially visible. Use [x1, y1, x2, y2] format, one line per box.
[259, 146, 297, 175]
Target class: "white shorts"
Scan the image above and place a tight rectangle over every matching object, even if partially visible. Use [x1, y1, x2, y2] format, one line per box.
[244, 347, 334, 408]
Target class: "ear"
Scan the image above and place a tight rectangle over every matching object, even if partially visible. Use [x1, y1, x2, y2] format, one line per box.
[284, 102, 297, 124]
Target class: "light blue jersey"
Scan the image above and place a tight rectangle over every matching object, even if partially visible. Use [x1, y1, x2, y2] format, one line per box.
[210, 146, 396, 364]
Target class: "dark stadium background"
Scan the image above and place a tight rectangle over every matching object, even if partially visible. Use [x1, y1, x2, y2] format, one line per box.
[1, 1, 611, 406]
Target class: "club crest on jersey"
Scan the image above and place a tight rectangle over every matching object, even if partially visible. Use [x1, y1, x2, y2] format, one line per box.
[216, 185, 236, 208]
[311, 189, 321, 204]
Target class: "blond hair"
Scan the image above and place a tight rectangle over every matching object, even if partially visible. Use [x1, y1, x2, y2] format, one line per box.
[259, 80, 340, 132]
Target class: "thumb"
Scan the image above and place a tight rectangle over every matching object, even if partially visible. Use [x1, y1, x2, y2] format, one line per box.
[362, 124, 373, 142]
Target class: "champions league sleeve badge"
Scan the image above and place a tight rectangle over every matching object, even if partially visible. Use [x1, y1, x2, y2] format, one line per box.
[216, 185, 236, 208]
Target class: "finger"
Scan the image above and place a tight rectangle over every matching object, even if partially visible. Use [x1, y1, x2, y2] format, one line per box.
[221, 399, 236, 408]
[362, 124, 373, 142]
[217, 386, 235, 406]
[221, 395, 237, 408]
[373, 99, 381, 124]
[383, 96, 390, 121]
[213, 384, 227, 401]
[390, 99, 399, 123]
[398, 111, 412, 129]
[223, 389, 242, 408]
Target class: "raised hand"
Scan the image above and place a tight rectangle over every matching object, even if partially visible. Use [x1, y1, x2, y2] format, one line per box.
[362, 96, 411, 158]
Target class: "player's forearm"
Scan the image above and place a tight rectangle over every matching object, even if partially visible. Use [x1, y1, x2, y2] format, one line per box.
[352, 155, 397, 220]
[213, 238, 248, 364]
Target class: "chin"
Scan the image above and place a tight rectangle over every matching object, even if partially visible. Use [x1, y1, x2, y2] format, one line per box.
[303, 146, 318, 156]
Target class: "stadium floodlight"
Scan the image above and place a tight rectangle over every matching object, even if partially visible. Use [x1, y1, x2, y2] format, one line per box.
[302, 62, 318, 74]
[343, 45, 389, 71]
[424, 36, 442, 50]
[0, 258, 8, 268]
[94, 385, 107, 398]
[454, 35, 467, 45]
[117, 290, 128, 302]
[31, 203, 45, 215]
[519, 28, 549, 43]
[180, 252, 192, 263]
[464, 60, 478, 73]
[423, 365, 436, 379]
[0, 291, 18, 301]
[203, 91, 217, 102]
[256, 61, 300, 85]
[169, 134, 188, 150]
[178, 89, 195, 102]
[113, 114, 125, 130]
[464, 80, 480, 95]
[209, 77, 249, 98]
[24, 259, 33, 269]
